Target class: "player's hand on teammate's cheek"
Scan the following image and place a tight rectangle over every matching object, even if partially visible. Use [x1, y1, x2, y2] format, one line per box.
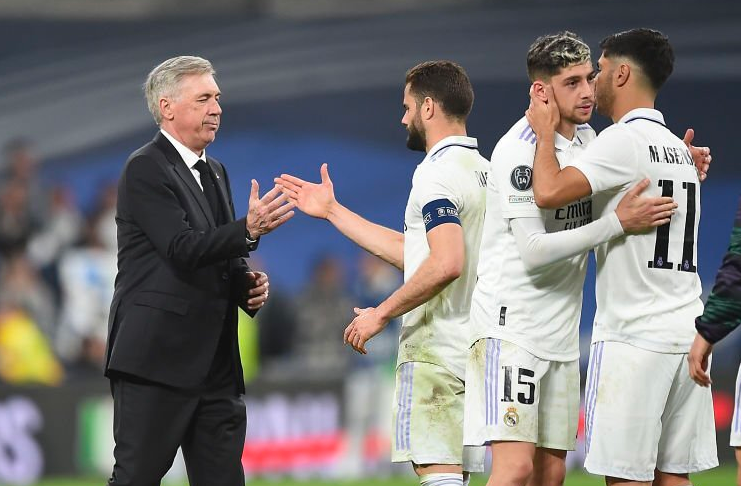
[525, 84, 559, 138]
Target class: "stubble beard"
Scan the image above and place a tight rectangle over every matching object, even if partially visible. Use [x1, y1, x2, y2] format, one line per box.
[405, 120, 426, 153]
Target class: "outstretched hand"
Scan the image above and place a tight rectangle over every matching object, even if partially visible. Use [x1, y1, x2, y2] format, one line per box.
[683, 129, 711, 182]
[246, 180, 295, 238]
[275, 163, 337, 220]
[615, 178, 677, 233]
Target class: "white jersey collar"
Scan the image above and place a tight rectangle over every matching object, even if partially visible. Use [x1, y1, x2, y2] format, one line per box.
[618, 108, 666, 127]
[554, 131, 576, 152]
[424, 135, 478, 163]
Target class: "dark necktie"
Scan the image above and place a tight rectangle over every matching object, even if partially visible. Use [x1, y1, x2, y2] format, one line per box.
[194, 159, 222, 223]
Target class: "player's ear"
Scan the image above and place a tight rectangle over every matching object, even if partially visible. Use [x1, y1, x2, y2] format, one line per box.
[421, 96, 435, 120]
[616, 63, 631, 88]
[531, 81, 548, 102]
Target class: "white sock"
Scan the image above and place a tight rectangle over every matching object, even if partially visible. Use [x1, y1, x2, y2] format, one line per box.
[462, 471, 471, 486]
[419, 472, 463, 486]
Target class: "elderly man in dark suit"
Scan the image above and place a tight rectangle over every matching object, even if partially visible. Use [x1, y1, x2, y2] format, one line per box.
[104, 56, 294, 486]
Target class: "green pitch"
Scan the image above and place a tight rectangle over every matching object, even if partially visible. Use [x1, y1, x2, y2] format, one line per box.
[34, 466, 736, 486]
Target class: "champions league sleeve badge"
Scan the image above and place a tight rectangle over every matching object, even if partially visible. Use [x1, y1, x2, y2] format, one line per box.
[510, 166, 533, 191]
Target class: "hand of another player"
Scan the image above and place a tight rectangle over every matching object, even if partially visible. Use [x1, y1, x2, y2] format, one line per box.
[688, 333, 713, 387]
[615, 178, 677, 233]
[343, 306, 388, 355]
[275, 163, 337, 220]
[683, 128, 711, 182]
[246, 180, 295, 237]
[245, 271, 269, 310]
[525, 83, 560, 138]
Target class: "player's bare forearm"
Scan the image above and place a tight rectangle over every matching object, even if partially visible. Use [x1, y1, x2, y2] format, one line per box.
[375, 224, 464, 320]
[532, 141, 594, 209]
[376, 256, 459, 322]
[531, 132, 565, 208]
[327, 202, 404, 270]
[343, 251, 460, 355]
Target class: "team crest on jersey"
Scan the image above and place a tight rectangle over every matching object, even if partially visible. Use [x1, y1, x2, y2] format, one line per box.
[510, 166, 533, 191]
[504, 407, 519, 427]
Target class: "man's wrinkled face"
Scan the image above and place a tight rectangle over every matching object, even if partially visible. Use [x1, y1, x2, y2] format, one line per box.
[167, 73, 222, 153]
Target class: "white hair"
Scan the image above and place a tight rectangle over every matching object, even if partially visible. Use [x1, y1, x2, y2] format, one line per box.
[144, 56, 215, 124]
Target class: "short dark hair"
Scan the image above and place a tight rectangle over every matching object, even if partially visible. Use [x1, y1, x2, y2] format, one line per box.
[526, 31, 591, 82]
[405, 60, 474, 121]
[599, 28, 674, 91]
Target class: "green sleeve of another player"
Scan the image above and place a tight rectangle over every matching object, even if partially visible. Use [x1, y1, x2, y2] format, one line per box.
[696, 198, 741, 343]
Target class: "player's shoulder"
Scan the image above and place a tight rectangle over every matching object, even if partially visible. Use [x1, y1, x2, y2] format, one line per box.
[426, 139, 487, 171]
[490, 118, 536, 172]
[592, 121, 634, 147]
[493, 117, 537, 156]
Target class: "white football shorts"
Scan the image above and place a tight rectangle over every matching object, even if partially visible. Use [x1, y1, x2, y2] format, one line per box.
[463, 338, 580, 451]
[392, 361, 485, 472]
[583, 341, 718, 481]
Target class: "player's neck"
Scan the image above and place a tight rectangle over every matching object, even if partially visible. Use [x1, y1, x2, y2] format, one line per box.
[424, 123, 468, 153]
[556, 121, 576, 141]
[610, 92, 656, 123]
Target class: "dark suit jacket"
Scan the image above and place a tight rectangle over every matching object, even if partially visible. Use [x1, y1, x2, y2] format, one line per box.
[105, 131, 254, 393]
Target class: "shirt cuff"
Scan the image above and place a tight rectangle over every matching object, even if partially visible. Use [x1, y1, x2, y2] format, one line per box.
[245, 234, 259, 252]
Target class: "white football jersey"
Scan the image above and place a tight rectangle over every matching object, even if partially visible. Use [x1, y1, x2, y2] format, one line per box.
[399, 136, 488, 379]
[470, 117, 596, 362]
[568, 108, 703, 353]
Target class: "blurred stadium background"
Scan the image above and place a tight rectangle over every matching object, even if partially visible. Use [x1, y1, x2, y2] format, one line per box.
[0, 0, 739, 484]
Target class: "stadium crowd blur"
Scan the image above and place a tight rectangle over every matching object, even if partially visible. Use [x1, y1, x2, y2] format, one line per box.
[0, 138, 402, 387]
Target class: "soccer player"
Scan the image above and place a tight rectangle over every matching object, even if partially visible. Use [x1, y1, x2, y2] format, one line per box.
[527, 28, 719, 485]
[688, 196, 741, 486]
[277, 60, 487, 486]
[464, 31, 680, 486]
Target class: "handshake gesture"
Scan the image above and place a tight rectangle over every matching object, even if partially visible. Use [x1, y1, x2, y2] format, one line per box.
[245, 179, 295, 238]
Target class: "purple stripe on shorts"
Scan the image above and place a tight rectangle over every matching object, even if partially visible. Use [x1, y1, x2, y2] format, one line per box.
[586, 343, 601, 451]
[485, 339, 492, 426]
[494, 339, 501, 425]
[405, 363, 414, 450]
[586, 342, 604, 453]
[395, 363, 408, 451]
[583, 343, 598, 436]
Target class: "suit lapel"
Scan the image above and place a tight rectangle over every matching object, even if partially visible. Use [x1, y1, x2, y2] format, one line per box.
[208, 158, 234, 222]
[154, 132, 216, 227]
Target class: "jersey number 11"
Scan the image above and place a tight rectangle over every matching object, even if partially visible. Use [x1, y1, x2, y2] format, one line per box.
[647, 179, 697, 273]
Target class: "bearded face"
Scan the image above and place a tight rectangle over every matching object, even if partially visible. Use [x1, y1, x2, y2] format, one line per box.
[595, 55, 616, 118]
[405, 110, 426, 152]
